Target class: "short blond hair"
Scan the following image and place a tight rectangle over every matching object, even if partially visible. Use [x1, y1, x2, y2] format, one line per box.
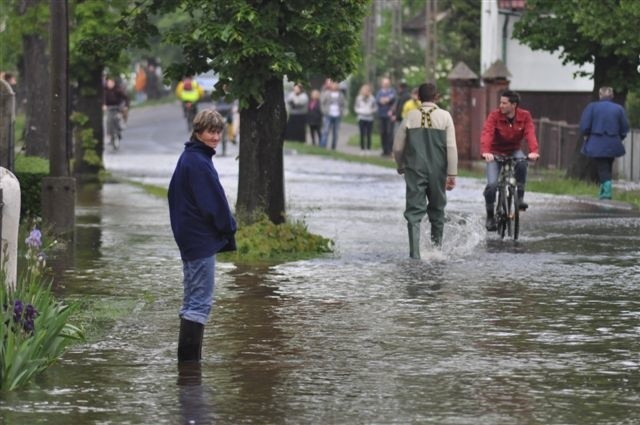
[192, 109, 225, 135]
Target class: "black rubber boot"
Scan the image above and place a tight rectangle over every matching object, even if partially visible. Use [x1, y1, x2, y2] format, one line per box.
[485, 203, 497, 231]
[178, 318, 204, 363]
[517, 185, 528, 210]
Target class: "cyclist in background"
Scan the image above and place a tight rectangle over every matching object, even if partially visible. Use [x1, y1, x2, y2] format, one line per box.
[481, 89, 539, 231]
[176, 76, 205, 130]
[104, 76, 130, 147]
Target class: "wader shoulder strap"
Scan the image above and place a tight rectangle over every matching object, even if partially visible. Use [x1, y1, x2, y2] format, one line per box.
[420, 106, 437, 128]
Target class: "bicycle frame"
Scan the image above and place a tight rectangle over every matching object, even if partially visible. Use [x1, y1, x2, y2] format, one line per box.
[494, 155, 525, 240]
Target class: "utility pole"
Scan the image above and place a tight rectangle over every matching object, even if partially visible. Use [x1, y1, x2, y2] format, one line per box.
[424, 0, 438, 83]
[390, 0, 403, 83]
[363, 1, 377, 86]
[42, 0, 75, 237]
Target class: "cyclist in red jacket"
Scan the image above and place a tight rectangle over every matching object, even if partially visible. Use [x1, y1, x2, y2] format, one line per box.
[481, 90, 539, 231]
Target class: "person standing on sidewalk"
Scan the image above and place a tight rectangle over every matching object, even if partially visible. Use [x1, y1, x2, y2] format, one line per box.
[579, 86, 629, 200]
[393, 83, 458, 259]
[320, 80, 346, 150]
[168, 109, 237, 363]
[376, 77, 396, 157]
[307, 89, 322, 145]
[354, 83, 377, 152]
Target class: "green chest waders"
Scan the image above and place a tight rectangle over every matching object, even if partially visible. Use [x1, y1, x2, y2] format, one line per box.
[404, 107, 448, 258]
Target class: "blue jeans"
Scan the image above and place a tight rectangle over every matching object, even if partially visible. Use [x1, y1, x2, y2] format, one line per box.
[180, 256, 215, 325]
[483, 150, 527, 204]
[320, 115, 341, 149]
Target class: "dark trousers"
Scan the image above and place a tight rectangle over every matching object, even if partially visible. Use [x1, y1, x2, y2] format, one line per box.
[359, 120, 373, 150]
[594, 157, 614, 182]
[309, 124, 321, 145]
[379, 116, 393, 155]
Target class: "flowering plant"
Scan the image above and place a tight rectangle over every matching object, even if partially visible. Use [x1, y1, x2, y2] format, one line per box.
[0, 227, 83, 391]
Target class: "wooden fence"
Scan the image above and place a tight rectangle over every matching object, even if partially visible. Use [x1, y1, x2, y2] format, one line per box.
[533, 118, 640, 182]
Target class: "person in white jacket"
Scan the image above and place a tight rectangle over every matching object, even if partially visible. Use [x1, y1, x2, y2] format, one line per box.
[354, 84, 378, 152]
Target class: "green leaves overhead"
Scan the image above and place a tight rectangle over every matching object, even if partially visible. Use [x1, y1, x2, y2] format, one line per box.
[161, 0, 369, 107]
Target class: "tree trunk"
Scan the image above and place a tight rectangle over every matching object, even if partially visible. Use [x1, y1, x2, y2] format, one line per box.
[21, 2, 50, 158]
[73, 68, 105, 181]
[236, 77, 287, 224]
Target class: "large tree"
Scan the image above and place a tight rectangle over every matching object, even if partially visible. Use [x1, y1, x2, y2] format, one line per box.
[157, 0, 368, 224]
[513, 0, 640, 179]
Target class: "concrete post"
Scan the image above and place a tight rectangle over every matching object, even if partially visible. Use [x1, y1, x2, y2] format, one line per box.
[448, 62, 479, 164]
[0, 168, 21, 289]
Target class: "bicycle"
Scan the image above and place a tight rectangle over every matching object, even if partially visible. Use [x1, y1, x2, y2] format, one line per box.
[182, 101, 197, 132]
[106, 105, 125, 151]
[493, 155, 528, 241]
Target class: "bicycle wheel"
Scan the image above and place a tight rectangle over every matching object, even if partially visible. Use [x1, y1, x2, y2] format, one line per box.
[496, 187, 507, 239]
[512, 188, 520, 240]
[506, 188, 513, 238]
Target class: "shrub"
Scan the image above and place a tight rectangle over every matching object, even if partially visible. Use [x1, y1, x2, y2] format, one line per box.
[13, 155, 49, 219]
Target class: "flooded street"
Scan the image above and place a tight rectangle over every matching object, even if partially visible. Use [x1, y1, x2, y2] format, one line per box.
[1, 103, 639, 424]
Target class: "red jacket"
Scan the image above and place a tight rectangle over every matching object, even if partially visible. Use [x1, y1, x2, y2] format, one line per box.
[480, 108, 539, 156]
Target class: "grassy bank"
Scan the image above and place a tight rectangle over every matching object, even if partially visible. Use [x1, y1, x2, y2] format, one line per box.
[285, 142, 640, 209]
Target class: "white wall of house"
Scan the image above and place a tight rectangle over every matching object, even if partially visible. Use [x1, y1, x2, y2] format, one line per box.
[480, 1, 593, 92]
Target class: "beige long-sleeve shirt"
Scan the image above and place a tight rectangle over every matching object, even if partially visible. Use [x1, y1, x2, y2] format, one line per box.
[392, 102, 458, 176]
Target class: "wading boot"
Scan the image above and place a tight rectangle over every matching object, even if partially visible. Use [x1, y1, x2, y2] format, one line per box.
[408, 223, 421, 259]
[485, 203, 497, 231]
[599, 180, 612, 200]
[178, 318, 204, 363]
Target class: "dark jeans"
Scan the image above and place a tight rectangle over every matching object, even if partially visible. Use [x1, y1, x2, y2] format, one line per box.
[379, 116, 393, 155]
[594, 157, 614, 182]
[359, 120, 373, 150]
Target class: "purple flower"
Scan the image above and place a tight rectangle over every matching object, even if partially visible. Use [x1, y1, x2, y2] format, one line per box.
[25, 229, 42, 249]
[13, 300, 23, 322]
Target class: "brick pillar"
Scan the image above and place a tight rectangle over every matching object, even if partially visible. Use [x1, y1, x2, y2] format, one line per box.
[448, 62, 479, 163]
[482, 60, 511, 113]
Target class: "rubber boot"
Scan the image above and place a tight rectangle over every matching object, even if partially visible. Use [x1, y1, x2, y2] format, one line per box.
[517, 185, 528, 210]
[485, 203, 497, 231]
[408, 223, 421, 259]
[178, 318, 204, 363]
[599, 180, 612, 200]
[430, 225, 443, 248]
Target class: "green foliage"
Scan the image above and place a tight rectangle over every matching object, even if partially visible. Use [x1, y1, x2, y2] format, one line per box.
[1, 229, 84, 391]
[0, 0, 50, 71]
[71, 112, 103, 168]
[219, 213, 333, 263]
[159, 0, 369, 107]
[14, 155, 49, 219]
[626, 92, 640, 128]
[513, 0, 640, 93]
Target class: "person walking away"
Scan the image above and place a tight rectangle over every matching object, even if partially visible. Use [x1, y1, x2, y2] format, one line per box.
[319, 80, 345, 150]
[393, 83, 458, 259]
[168, 109, 237, 363]
[354, 83, 377, 152]
[284, 83, 309, 143]
[376, 77, 396, 157]
[307, 89, 322, 145]
[481, 89, 539, 231]
[579, 86, 629, 200]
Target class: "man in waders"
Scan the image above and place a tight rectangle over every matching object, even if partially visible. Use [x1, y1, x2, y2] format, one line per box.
[393, 83, 458, 259]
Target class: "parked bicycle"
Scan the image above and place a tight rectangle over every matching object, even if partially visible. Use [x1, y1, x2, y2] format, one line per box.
[493, 155, 528, 240]
[106, 105, 126, 151]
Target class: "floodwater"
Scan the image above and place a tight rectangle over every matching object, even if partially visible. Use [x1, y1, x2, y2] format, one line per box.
[1, 103, 639, 424]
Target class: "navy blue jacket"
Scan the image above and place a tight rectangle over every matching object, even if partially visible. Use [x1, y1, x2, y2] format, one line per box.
[579, 99, 629, 158]
[168, 138, 237, 261]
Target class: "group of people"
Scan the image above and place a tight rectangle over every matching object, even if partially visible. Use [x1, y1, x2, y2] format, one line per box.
[168, 81, 629, 367]
[284, 79, 346, 149]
